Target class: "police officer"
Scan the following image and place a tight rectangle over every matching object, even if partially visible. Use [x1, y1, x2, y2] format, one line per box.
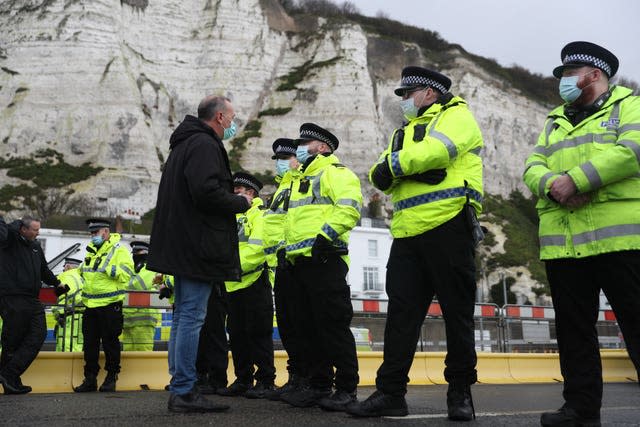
[280, 123, 362, 411]
[54, 257, 85, 352]
[121, 241, 162, 351]
[347, 66, 484, 421]
[74, 218, 134, 393]
[0, 215, 69, 394]
[523, 41, 640, 427]
[218, 172, 276, 398]
[262, 138, 305, 400]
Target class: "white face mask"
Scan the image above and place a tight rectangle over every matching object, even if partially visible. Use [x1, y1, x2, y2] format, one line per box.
[399, 88, 428, 120]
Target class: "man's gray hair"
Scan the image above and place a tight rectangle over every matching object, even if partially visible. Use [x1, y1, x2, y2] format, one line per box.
[198, 95, 231, 121]
[21, 215, 40, 228]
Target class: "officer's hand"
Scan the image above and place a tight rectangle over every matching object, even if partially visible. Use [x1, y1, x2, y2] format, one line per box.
[371, 156, 393, 191]
[311, 234, 332, 263]
[54, 284, 70, 297]
[56, 315, 66, 328]
[158, 285, 173, 300]
[153, 273, 163, 285]
[407, 168, 447, 185]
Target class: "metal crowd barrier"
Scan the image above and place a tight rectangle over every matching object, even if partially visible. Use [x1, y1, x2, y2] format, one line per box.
[34, 289, 626, 354]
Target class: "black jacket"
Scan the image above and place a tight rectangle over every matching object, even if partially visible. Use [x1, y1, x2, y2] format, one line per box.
[147, 115, 249, 282]
[0, 217, 60, 298]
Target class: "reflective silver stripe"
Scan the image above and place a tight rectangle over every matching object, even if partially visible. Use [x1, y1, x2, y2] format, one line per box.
[610, 102, 620, 125]
[538, 172, 555, 198]
[544, 119, 555, 145]
[336, 198, 360, 209]
[429, 129, 457, 160]
[238, 234, 249, 242]
[545, 133, 616, 156]
[289, 196, 333, 208]
[539, 235, 566, 247]
[524, 161, 547, 175]
[580, 161, 602, 189]
[128, 275, 148, 291]
[533, 146, 546, 155]
[469, 147, 482, 156]
[248, 238, 263, 246]
[618, 140, 640, 164]
[312, 171, 324, 199]
[121, 265, 135, 277]
[573, 224, 640, 246]
[123, 315, 158, 323]
[264, 208, 285, 215]
[618, 124, 640, 134]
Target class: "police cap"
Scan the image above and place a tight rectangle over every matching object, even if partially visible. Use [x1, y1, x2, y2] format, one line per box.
[233, 172, 263, 195]
[552, 41, 619, 78]
[130, 240, 150, 253]
[394, 66, 452, 96]
[85, 218, 111, 232]
[295, 123, 339, 152]
[271, 138, 297, 159]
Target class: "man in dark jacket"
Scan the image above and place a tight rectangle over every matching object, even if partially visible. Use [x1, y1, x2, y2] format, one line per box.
[148, 95, 251, 413]
[0, 215, 69, 394]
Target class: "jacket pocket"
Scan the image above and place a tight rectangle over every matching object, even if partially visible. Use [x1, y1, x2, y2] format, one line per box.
[200, 224, 233, 265]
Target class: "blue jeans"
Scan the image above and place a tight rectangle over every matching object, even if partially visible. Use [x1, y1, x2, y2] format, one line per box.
[168, 276, 213, 395]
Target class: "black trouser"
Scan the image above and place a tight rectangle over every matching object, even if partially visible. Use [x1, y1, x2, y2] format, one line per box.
[291, 256, 359, 393]
[376, 211, 477, 396]
[0, 295, 46, 381]
[227, 270, 276, 385]
[274, 266, 303, 375]
[196, 282, 229, 387]
[82, 302, 123, 377]
[545, 250, 640, 418]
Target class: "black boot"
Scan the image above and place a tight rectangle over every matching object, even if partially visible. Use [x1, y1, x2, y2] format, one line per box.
[269, 374, 300, 401]
[74, 374, 98, 393]
[346, 390, 408, 417]
[280, 378, 332, 408]
[168, 387, 230, 413]
[318, 390, 357, 412]
[99, 372, 118, 392]
[0, 372, 31, 395]
[245, 381, 275, 399]
[447, 381, 475, 421]
[540, 406, 601, 427]
[216, 380, 251, 397]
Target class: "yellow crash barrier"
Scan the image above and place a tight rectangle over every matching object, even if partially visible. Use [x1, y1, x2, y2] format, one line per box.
[17, 350, 637, 393]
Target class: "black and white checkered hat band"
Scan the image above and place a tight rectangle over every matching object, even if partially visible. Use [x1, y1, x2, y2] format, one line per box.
[300, 130, 335, 149]
[88, 221, 109, 229]
[563, 53, 612, 76]
[234, 177, 260, 193]
[401, 75, 448, 94]
[276, 146, 297, 155]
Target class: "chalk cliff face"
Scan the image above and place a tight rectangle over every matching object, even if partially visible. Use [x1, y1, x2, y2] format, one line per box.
[0, 0, 550, 216]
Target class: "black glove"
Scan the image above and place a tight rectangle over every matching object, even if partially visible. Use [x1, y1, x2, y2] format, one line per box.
[276, 248, 288, 270]
[371, 156, 393, 191]
[158, 286, 173, 300]
[311, 234, 334, 263]
[56, 315, 66, 328]
[407, 168, 447, 185]
[54, 284, 70, 297]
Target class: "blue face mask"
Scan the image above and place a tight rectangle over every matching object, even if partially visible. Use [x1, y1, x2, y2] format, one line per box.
[296, 145, 310, 164]
[91, 235, 104, 246]
[276, 159, 291, 176]
[399, 97, 418, 120]
[559, 75, 582, 103]
[223, 121, 237, 140]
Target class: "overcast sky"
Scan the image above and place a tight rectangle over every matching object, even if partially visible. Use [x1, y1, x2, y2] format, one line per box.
[345, 0, 640, 82]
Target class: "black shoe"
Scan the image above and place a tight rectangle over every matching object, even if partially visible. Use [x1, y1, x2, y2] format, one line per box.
[73, 376, 98, 393]
[318, 390, 357, 412]
[0, 373, 30, 395]
[199, 382, 226, 395]
[99, 372, 118, 392]
[265, 376, 300, 401]
[346, 390, 408, 417]
[164, 384, 170, 391]
[447, 381, 475, 421]
[245, 382, 275, 399]
[168, 389, 230, 413]
[217, 380, 251, 397]
[540, 406, 601, 427]
[281, 383, 332, 408]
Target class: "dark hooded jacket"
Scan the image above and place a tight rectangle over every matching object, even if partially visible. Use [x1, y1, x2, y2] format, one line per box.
[147, 115, 249, 282]
[0, 217, 60, 298]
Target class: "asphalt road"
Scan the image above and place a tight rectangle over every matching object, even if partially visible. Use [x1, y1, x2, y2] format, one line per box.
[1, 383, 639, 426]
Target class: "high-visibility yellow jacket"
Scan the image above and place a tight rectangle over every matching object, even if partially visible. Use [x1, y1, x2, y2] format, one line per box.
[284, 153, 362, 263]
[262, 170, 301, 268]
[523, 85, 640, 260]
[80, 233, 133, 308]
[122, 264, 162, 328]
[225, 197, 269, 292]
[370, 95, 484, 238]
[55, 268, 84, 310]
